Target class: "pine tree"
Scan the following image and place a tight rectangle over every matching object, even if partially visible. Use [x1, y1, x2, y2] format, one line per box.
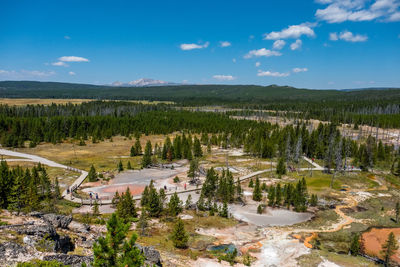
[276, 157, 286, 176]
[93, 213, 145, 267]
[248, 179, 254, 188]
[54, 177, 61, 199]
[252, 177, 262, 201]
[118, 160, 124, 172]
[275, 183, 282, 206]
[127, 161, 132, 170]
[187, 159, 199, 183]
[185, 194, 192, 209]
[134, 138, 142, 155]
[140, 186, 149, 207]
[193, 137, 203, 158]
[137, 208, 149, 236]
[349, 234, 360, 256]
[10, 171, 26, 214]
[171, 218, 189, 249]
[257, 204, 264, 214]
[142, 141, 152, 168]
[219, 201, 229, 218]
[112, 191, 120, 206]
[168, 192, 182, 217]
[268, 186, 275, 207]
[92, 201, 100, 216]
[381, 232, 399, 266]
[116, 187, 137, 222]
[148, 181, 161, 217]
[88, 165, 97, 182]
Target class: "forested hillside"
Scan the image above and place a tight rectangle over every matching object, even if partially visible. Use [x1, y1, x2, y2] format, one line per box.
[1, 81, 400, 128]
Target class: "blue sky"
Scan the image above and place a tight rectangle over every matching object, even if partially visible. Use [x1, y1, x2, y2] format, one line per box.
[0, 0, 399, 89]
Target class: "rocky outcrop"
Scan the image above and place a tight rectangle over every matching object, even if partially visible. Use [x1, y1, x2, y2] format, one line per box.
[16, 223, 74, 253]
[0, 242, 33, 265]
[136, 244, 162, 266]
[42, 214, 73, 229]
[43, 254, 93, 267]
[17, 223, 58, 239]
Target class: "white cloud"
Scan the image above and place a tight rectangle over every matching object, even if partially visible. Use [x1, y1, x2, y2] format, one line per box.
[263, 23, 315, 40]
[329, 32, 339, 40]
[330, 30, 368, 42]
[315, 0, 400, 23]
[219, 41, 231, 47]
[290, 39, 303, 50]
[52, 61, 69, 67]
[257, 70, 290, 77]
[293, 67, 308, 73]
[232, 58, 237, 63]
[64, 35, 71, 40]
[0, 69, 55, 78]
[58, 56, 89, 62]
[21, 70, 55, 77]
[389, 11, 400, 20]
[213, 75, 236, 81]
[68, 71, 76, 75]
[273, 39, 286, 50]
[255, 62, 261, 67]
[244, 48, 282, 59]
[180, 42, 209, 50]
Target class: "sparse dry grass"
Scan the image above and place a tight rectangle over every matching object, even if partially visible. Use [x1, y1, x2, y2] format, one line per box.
[15, 135, 172, 172]
[0, 98, 174, 106]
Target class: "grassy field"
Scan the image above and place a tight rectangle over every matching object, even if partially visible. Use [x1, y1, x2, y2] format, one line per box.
[15, 135, 171, 172]
[0, 98, 174, 106]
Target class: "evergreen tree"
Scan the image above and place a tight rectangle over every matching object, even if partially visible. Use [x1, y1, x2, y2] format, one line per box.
[349, 234, 360, 256]
[193, 137, 203, 158]
[248, 179, 254, 188]
[134, 138, 142, 156]
[275, 183, 282, 206]
[93, 213, 145, 267]
[142, 141, 152, 168]
[381, 232, 399, 266]
[171, 218, 189, 249]
[116, 187, 137, 222]
[187, 159, 199, 183]
[88, 165, 97, 182]
[257, 204, 264, 214]
[54, 177, 61, 200]
[92, 201, 100, 216]
[168, 192, 182, 217]
[276, 157, 286, 176]
[137, 208, 149, 236]
[10, 170, 26, 214]
[252, 177, 262, 201]
[140, 186, 149, 207]
[219, 201, 229, 218]
[268, 186, 275, 207]
[147, 181, 161, 217]
[185, 194, 192, 209]
[118, 160, 124, 172]
[126, 161, 132, 170]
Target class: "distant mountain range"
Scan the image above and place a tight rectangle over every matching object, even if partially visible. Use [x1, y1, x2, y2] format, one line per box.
[111, 78, 179, 87]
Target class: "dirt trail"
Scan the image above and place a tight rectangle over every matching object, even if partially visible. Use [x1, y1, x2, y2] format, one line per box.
[300, 194, 358, 248]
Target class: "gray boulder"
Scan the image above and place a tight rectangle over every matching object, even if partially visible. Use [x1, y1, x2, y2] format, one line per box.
[135, 244, 162, 266]
[43, 254, 93, 267]
[42, 213, 73, 229]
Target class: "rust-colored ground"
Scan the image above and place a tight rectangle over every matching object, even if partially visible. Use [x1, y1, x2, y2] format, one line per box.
[102, 184, 145, 196]
[362, 228, 400, 263]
